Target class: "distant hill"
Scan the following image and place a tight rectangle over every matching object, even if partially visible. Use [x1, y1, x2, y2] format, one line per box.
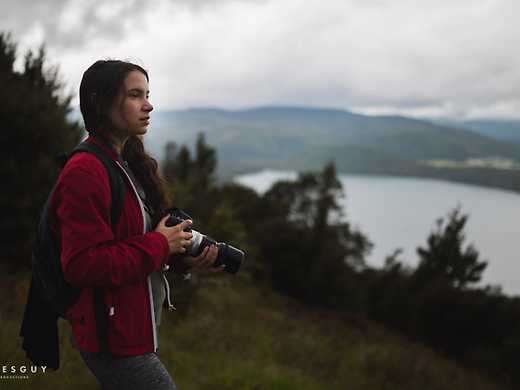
[431, 119, 520, 144]
[141, 106, 520, 192]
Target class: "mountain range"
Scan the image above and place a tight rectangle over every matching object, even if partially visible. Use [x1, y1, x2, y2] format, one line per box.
[431, 119, 520, 144]
[143, 106, 520, 192]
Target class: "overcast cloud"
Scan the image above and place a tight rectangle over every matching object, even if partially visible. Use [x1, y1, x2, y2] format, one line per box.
[1, 0, 519, 119]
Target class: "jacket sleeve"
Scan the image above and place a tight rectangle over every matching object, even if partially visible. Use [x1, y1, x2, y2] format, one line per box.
[54, 158, 170, 288]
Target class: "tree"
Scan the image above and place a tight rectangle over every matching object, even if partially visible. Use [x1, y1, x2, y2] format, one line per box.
[261, 162, 372, 306]
[162, 133, 216, 187]
[162, 141, 178, 184]
[193, 133, 217, 189]
[161, 132, 220, 225]
[0, 32, 82, 268]
[413, 207, 487, 289]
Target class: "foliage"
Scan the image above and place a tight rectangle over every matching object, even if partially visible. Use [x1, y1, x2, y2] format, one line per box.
[1, 267, 507, 389]
[0, 32, 82, 268]
[162, 133, 219, 223]
[161, 133, 256, 305]
[160, 133, 520, 387]
[413, 207, 488, 289]
[360, 210, 520, 388]
[259, 162, 371, 307]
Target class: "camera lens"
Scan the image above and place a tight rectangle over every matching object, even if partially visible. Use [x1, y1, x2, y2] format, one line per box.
[215, 243, 244, 274]
[164, 207, 245, 273]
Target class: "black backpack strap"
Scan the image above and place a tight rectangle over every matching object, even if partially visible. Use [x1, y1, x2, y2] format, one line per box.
[68, 141, 126, 353]
[70, 142, 126, 230]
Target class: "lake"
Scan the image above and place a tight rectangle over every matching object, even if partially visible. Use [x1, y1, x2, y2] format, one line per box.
[234, 170, 520, 297]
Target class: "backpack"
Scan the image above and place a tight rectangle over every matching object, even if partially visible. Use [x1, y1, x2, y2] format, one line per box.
[31, 140, 126, 318]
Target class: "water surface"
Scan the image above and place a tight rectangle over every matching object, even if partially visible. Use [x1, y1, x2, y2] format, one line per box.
[235, 170, 520, 296]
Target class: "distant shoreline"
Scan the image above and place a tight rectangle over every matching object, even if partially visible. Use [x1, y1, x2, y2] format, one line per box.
[223, 165, 520, 196]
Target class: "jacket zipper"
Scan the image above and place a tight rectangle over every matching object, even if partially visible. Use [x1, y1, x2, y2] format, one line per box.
[115, 161, 158, 351]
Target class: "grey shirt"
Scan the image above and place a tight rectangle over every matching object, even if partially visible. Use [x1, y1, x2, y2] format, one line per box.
[144, 207, 167, 328]
[122, 161, 166, 330]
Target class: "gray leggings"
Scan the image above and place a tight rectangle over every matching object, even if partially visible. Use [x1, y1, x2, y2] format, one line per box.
[79, 349, 177, 390]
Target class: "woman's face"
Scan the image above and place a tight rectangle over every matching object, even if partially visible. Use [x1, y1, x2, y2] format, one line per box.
[107, 70, 153, 137]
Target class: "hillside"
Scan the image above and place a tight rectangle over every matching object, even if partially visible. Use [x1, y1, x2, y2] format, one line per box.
[2, 268, 506, 389]
[432, 119, 520, 144]
[147, 107, 520, 162]
[145, 107, 520, 192]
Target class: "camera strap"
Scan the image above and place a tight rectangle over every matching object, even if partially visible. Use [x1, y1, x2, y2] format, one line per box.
[120, 161, 153, 216]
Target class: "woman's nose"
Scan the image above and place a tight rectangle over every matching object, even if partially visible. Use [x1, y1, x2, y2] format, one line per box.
[144, 101, 153, 112]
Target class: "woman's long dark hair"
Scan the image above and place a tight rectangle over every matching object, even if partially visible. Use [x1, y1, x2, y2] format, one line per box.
[79, 59, 170, 226]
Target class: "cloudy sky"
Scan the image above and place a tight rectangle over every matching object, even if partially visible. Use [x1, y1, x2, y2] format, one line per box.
[2, 0, 519, 119]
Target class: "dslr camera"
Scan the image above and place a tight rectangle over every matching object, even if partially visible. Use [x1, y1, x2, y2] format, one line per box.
[165, 207, 244, 274]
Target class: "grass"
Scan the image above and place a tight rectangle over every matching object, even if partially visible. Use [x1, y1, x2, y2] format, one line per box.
[0, 268, 508, 389]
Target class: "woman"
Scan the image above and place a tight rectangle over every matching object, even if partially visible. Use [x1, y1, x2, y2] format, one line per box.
[52, 59, 221, 389]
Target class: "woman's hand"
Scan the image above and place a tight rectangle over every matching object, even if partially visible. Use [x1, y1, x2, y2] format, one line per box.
[183, 244, 225, 274]
[155, 215, 194, 255]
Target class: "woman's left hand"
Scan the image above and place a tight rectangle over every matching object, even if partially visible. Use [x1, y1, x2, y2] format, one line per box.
[182, 244, 225, 273]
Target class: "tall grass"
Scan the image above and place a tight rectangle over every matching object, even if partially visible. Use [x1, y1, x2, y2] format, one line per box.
[0, 268, 506, 389]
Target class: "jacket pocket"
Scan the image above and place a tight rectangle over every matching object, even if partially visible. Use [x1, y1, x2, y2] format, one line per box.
[67, 289, 94, 348]
[109, 281, 150, 348]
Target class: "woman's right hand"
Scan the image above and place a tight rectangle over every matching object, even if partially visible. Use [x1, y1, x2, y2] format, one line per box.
[155, 216, 194, 255]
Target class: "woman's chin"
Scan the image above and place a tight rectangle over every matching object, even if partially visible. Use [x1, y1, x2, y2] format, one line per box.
[135, 126, 149, 135]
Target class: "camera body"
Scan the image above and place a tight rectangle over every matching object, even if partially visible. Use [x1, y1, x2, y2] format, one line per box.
[165, 208, 244, 274]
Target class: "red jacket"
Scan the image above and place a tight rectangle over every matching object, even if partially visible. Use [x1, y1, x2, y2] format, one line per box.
[50, 135, 170, 355]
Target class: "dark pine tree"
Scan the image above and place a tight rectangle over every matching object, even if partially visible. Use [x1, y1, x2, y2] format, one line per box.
[262, 161, 371, 307]
[413, 207, 488, 289]
[0, 32, 82, 269]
